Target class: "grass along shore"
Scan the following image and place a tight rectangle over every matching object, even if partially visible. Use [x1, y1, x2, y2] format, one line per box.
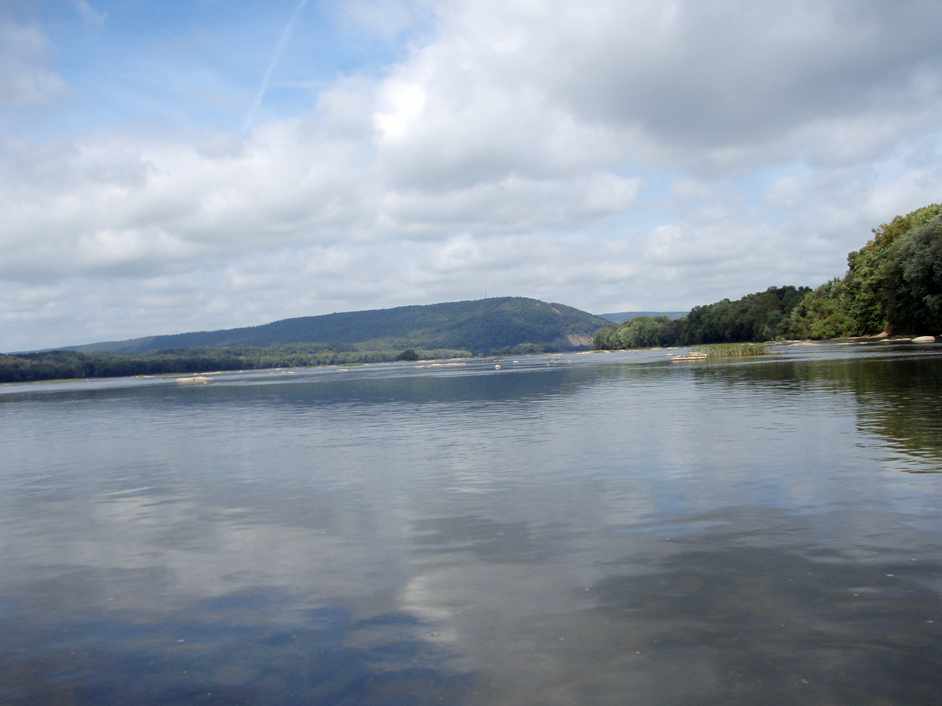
[701, 342, 769, 358]
[671, 342, 769, 362]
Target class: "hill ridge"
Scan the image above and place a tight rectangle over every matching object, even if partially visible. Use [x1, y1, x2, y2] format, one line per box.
[66, 296, 610, 355]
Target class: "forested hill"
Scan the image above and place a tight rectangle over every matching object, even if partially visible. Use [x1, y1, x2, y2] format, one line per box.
[69, 297, 610, 356]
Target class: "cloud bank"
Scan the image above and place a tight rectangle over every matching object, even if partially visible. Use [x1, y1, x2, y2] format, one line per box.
[1, 0, 941, 350]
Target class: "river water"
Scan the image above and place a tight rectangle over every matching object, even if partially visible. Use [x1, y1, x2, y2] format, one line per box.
[1, 343, 941, 705]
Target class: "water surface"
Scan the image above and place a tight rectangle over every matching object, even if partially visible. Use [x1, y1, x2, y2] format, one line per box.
[2, 344, 941, 705]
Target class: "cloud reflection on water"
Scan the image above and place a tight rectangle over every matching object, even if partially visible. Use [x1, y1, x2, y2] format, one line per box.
[1, 347, 941, 704]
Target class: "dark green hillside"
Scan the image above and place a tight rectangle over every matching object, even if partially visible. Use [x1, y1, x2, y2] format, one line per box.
[69, 297, 610, 356]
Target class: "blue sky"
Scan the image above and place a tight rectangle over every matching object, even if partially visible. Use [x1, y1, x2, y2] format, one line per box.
[2, 0, 941, 350]
[15, 0, 419, 137]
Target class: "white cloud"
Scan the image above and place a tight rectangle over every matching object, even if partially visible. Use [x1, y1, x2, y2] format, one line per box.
[374, 80, 427, 142]
[2, 0, 942, 350]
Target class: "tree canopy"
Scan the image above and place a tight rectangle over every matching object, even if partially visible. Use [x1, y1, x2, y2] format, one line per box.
[594, 287, 809, 349]
[596, 203, 942, 349]
[784, 205, 942, 339]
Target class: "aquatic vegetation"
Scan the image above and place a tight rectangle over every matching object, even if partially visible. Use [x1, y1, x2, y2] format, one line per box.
[671, 343, 768, 362]
[702, 342, 769, 358]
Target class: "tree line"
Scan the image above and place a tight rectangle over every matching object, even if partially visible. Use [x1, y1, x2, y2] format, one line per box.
[596, 204, 942, 349]
[0, 346, 469, 384]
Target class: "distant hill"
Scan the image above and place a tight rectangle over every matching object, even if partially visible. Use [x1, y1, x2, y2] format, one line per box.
[69, 297, 611, 355]
[599, 311, 687, 324]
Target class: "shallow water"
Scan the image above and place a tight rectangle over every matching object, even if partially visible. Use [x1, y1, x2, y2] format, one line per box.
[1, 344, 941, 705]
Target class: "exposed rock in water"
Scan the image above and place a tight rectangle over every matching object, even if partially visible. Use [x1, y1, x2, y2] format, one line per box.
[672, 352, 708, 362]
[912, 335, 936, 344]
[176, 375, 211, 385]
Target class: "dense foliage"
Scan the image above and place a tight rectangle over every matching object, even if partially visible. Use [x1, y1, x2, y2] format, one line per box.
[783, 279, 855, 340]
[0, 346, 470, 384]
[883, 216, 942, 334]
[786, 204, 942, 338]
[597, 204, 942, 349]
[843, 204, 942, 335]
[594, 287, 808, 349]
[73, 297, 610, 356]
[593, 316, 683, 349]
[684, 286, 809, 343]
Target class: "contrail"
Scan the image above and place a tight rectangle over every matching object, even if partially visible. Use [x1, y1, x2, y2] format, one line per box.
[242, 0, 310, 133]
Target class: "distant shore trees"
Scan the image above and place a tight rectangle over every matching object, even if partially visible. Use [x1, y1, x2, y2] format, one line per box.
[0, 347, 470, 384]
[595, 203, 942, 349]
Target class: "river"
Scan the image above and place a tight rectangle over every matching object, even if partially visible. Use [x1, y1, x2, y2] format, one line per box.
[1, 343, 941, 705]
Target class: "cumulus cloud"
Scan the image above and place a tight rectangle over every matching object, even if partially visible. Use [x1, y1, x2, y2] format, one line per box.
[2, 0, 942, 350]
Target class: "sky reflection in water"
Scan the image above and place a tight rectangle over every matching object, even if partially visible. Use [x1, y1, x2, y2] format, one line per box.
[1, 345, 941, 705]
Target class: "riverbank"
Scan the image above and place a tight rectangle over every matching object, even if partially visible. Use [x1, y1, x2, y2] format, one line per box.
[0, 347, 474, 385]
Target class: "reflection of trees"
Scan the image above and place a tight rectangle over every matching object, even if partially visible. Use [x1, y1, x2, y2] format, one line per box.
[692, 356, 942, 469]
[848, 359, 942, 468]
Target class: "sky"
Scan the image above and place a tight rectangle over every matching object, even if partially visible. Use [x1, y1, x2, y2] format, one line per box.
[2, 0, 941, 351]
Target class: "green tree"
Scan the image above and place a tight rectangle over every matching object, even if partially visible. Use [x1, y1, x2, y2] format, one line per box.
[843, 203, 942, 334]
[884, 216, 942, 334]
[784, 279, 854, 339]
